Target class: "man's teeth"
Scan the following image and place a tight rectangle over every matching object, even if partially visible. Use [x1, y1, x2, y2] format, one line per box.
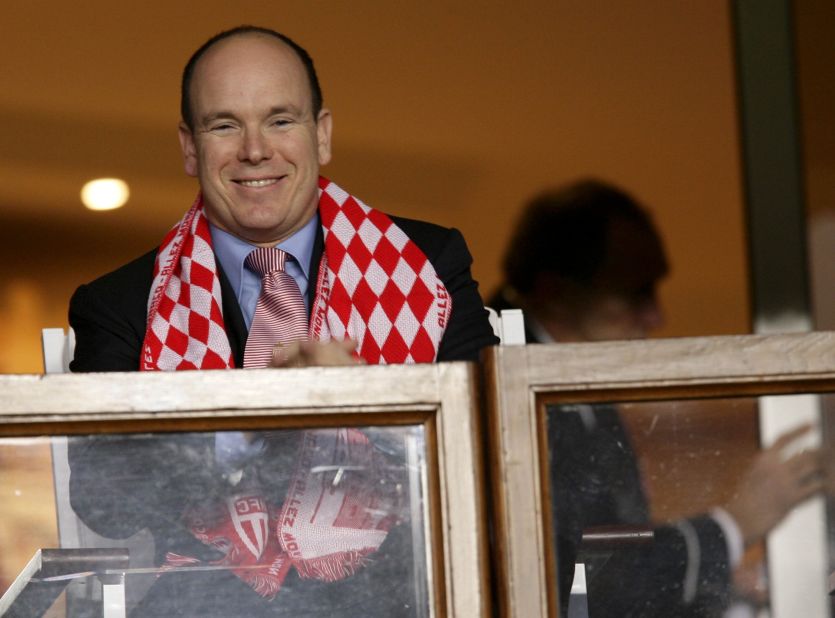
[238, 178, 278, 187]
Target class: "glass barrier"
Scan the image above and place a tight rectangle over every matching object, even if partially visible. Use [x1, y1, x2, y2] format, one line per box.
[1, 425, 430, 618]
[0, 363, 488, 617]
[545, 394, 831, 617]
[484, 333, 835, 618]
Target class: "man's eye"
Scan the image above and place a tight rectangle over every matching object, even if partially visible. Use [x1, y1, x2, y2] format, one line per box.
[209, 123, 235, 133]
[272, 118, 292, 127]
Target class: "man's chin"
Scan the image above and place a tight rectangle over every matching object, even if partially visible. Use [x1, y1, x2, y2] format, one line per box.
[237, 214, 314, 246]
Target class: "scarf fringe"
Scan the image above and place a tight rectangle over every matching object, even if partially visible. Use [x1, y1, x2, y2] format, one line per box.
[293, 549, 372, 582]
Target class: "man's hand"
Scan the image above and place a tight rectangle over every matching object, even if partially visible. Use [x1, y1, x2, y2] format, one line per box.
[269, 339, 363, 368]
[724, 424, 825, 547]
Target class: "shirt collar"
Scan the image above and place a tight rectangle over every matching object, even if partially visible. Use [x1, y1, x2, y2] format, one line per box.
[209, 213, 319, 293]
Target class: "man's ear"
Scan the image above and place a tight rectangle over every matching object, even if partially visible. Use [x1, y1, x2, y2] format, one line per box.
[316, 109, 333, 166]
[178, 122, 198, 177]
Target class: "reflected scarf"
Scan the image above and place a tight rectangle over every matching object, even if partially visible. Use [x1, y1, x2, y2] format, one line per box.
[162, 429, 403, 599]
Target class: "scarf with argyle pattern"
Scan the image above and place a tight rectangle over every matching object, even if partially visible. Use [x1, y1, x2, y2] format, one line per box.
[141, 177, 448, 598]
[142, 176, 450, 370]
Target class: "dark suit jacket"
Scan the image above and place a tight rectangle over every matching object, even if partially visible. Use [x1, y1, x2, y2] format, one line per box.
[488, 287, 731, 618]
[67, 216, 497, 617]
[71, 216, 498, 372]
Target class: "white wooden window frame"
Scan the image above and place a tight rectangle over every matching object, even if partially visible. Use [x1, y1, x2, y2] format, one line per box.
[483, 332, 835, 618]
[0, 362, 491, 618]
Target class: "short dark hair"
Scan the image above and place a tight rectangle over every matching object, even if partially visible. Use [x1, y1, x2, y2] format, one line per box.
[181, 25, 323, 130]
[502, 179, 659, 294]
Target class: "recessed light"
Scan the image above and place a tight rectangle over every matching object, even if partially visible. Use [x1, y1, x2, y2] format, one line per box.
[81, 178, 130, 211]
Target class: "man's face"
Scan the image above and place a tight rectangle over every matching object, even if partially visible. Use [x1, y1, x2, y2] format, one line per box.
[178, 34, 332, 246]
[562, 218, 669, 342]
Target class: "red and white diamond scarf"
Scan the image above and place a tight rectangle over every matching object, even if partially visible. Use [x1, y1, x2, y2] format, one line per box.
[142, 177, 448, 598]
[142, 176, 451, 370]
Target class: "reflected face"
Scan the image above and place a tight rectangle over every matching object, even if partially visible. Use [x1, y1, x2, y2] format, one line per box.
[178, 34, 332, 246]
[567, 218, 668, 342]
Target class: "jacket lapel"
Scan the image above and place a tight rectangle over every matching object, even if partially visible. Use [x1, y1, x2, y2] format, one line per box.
[217, 262, 247, 367]
[306, 222, 325, 314]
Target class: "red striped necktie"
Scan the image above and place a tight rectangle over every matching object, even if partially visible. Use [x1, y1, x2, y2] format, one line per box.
[243, 248, 309, 368]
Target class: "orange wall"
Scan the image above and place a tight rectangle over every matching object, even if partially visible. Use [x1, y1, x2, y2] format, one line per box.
[0, 1, 749, 373]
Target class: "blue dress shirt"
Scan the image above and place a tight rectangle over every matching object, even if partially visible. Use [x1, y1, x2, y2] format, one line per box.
[209, 214, 319, 470]
[209, 214, 318, 329]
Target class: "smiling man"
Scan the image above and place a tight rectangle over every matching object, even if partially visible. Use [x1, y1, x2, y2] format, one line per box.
[179, 32, 330, 248]
[67, 26, 496, 617]
[70, 26, 496, 372]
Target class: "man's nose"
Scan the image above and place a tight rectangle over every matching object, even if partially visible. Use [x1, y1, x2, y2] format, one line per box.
[238, 129, 273, 164]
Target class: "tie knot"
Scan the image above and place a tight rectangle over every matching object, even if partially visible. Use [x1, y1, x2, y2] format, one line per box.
[245, 247, 288, 277]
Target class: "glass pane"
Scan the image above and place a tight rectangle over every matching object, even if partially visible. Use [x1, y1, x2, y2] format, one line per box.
[546, 393, 832, 617]
[0, 425, 430, 618]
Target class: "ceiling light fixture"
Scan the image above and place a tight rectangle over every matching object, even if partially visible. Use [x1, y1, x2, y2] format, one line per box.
[81, 178, 130, 211]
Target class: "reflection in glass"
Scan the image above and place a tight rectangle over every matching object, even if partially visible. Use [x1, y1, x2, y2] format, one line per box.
[547, 395, 831, 618]
[0, 425, 430, 618]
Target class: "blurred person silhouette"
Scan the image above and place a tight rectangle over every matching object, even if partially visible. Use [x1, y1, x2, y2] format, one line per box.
[488, 179, 825, 617]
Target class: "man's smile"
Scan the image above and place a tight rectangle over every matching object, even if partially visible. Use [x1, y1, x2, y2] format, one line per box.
[234, 177, 283, 188]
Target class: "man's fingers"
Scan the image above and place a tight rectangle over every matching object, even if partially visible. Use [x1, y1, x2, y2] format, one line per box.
[782, 450, 825, 502]
[784, 449, 821, 473]
[268, 339, 361, 367]
[335, 338, 366, 363]
[270, 341, 303, 367]
[795, 474, 826, 501]
[768, 424, 814, 452]
[335, 338, 359, 353]
[297, 339, 360, 366]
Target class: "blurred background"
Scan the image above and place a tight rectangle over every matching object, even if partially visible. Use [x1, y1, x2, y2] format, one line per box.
[0, 0, 832, 606]
[0, 0, 831, 375]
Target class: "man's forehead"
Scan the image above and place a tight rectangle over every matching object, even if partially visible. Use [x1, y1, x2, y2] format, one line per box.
[190, 33, 309, 100]
[199, 34, 299, 71]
